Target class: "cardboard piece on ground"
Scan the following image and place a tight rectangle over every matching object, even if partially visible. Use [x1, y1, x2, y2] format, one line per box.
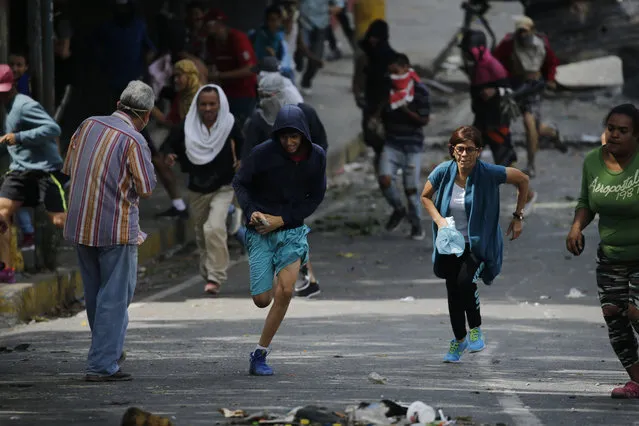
[556, 55, 623, 88]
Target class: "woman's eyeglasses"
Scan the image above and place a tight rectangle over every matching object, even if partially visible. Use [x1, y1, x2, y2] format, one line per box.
[453, 145, 480, 154]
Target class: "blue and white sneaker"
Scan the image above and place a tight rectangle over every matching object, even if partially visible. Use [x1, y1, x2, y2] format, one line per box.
[249, 349, 274, 376]
[443, 338, 469, 363]
[468, 327, 486, 353]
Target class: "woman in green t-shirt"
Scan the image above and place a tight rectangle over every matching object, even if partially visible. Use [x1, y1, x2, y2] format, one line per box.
[567, 104, 639, 399]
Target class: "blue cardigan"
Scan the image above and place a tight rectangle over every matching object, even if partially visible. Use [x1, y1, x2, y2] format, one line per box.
[428, 160, 507, 284]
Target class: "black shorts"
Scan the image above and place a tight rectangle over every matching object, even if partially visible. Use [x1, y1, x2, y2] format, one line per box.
[0, 170, 69, 213]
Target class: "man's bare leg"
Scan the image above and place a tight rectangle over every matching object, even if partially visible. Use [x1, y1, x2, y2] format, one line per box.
[523, 112, 539, 177]
[257, 260, 300, 348]
[0, 198, 22, 269]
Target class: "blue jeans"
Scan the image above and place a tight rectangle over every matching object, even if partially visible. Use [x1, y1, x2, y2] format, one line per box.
[16, 208, 34, 234]
[76, 244, 138, 376]
[379, 145, 422, 227]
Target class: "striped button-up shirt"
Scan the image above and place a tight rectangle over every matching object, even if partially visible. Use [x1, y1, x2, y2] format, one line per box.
[62, 111, 156, 247]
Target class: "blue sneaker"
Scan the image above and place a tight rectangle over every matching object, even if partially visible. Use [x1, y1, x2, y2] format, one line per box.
[249, 349, 274, 376]
[468, 327, 486, 353]
[443, 338, 468, 363]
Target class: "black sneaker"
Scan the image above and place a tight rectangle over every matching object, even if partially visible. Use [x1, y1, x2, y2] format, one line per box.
[296, 281, 321, 298]
[155, 206, 189, 220]
[410, 225, 426, 241]
[85, 369, 132, 382]
[385, 208, 406, 231]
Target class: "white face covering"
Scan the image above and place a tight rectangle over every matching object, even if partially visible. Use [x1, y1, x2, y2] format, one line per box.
[257, 71, 304, 126]
[184, 84, 235, 165]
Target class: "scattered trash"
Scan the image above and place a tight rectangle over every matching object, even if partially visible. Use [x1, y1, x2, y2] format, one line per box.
[0, 344, 31, 353]
[337, 252, 357, 259]
[368, 372, 388, 385]
[580, 134, 601, 143]
[400, 296, 416, 302]
[121, 407, 174, 426]
[219, 408, 247, 418]
[407, 401, 436, 424]
[566, 288, 586, 299]
[539, 295, 550, 300]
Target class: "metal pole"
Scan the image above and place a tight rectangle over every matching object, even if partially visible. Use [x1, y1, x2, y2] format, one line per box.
[27, 0, 44, 103]
[41, 0, 55, 115]
[0, 0, 9, 63]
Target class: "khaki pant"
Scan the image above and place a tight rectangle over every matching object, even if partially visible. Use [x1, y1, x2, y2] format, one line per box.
[189, 185, 235, 284]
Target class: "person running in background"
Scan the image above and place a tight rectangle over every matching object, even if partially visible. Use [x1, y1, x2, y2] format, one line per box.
[352, 19, 396, 172]
[0, 65, 66, 283]
[249, 5, 285, 64]
[493, 16, 565, 178]
[421, 126, 529, 363]
[378, 53, 430, 240]
[460, 29, 538, 215]
[325, 0, 355, 61]
[163, 85, 243, 296]
[205, 9, 258, 128]
[567, 104, 639, 399]
[8, 49, 36, 250]
[244, 69, 327, 298]
[233, 104, 326, 375]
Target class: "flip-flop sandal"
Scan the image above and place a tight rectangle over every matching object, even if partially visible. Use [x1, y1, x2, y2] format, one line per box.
[204, 282, 220, 295]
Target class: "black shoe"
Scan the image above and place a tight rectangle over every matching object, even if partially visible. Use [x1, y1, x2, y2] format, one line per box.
[155, 206, 189, 220]
[385, 208, 406, 232]
[85, 369, 132, 382]
[410, 225, 426, 241]
[295, 281, 321, 298]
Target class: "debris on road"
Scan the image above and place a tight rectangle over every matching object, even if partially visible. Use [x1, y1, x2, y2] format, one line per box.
[566, 288, 586, 299]
[400, 296, 416, 302]
[368, 372, 388, 384]
[121, 407, 174, 426]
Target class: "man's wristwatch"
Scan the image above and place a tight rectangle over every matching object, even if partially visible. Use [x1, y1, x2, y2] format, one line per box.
[512, 211, 524, 221]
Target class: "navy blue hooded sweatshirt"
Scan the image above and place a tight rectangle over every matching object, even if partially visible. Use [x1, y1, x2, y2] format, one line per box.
[232, 104, 327, 230]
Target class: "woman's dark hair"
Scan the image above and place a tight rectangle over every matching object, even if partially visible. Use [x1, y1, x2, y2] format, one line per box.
[605, 103, 639, 135]
[448, 125, 483, 157]
[391, 53, 410, 67]
[265, 4, 283, 19]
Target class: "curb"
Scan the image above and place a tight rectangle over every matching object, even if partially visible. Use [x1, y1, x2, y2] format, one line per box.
[0, 134, 367, 328]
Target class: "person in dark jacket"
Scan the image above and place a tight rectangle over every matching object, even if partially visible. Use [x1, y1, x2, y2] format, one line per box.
[243, 70, 327, 298]
[352, 19, 397, 171]
[164, 84, 243, 296]
[233, 104, 326, 376]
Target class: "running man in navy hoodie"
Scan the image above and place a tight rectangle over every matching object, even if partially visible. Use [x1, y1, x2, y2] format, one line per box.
[233, 104, 326, 376]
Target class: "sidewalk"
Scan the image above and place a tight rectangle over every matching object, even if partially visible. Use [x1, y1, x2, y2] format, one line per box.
[0, 55, 367, 328]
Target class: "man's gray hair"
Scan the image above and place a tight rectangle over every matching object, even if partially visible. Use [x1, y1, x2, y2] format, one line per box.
[119, 80, 155, 112]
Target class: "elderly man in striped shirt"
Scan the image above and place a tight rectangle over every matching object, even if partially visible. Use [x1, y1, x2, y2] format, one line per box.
[63, 81, 157, 382]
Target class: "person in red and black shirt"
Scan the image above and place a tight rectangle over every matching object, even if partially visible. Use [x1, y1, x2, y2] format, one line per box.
[204, 9, 258, 128]
[493, 16, 566, 178]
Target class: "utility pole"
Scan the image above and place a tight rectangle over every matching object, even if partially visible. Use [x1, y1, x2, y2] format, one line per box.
[41, 0, 55, 115]
[27, 0, 44, 103]
[0, 0, 9, 63]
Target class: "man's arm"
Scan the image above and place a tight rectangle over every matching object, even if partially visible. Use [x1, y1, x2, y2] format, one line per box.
[281, 152, 327, 224]
[492, 35, 513, 72]
[402, 84, 430, 126]
[127, 139, 157, 198]
[541, 35, 559, 83]
[14, 102, 61, 146]
[61, 122, 85, 176]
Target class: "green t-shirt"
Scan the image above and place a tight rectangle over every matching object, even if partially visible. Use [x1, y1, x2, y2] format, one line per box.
[576, 147, 639, 261]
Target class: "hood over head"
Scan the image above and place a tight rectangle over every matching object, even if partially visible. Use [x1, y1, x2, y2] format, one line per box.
[364, 19, 389, 42]
[460, 29, 488, 62]
[271, 104, 312, 144]
[460, 29, 508, 85]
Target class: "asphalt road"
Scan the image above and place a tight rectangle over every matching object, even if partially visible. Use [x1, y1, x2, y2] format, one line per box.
[1, 147, 637, 426]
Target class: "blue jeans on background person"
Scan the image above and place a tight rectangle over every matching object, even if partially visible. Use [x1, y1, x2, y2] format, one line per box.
[76, 244, 138, 376]
[16, 208, 34, 235]
[378, 145, 423, 227]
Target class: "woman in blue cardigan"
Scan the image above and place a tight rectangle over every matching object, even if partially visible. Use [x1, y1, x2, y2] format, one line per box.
[421, 125, 530, 363]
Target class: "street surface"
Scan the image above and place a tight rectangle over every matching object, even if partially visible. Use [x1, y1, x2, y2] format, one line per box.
[1, 146, 638, 426]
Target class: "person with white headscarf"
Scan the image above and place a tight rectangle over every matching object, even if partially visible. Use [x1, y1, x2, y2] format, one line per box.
[243, 70, 327, 160]
[164, 84, 244, 296]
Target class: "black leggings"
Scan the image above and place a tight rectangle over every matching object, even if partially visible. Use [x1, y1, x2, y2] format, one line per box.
[440, 245, 482, 340]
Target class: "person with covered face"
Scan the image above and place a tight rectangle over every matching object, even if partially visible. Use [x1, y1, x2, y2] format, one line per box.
[567, 104, 639, 399]
[460, 29, 537, 215]
[421, 126, 529, 363]
[163, 84, 243, 296]
[233, 104, 327, 376]
[493, 16, 564, 178]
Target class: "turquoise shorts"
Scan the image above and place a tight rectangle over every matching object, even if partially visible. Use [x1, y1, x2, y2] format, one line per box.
[245, 225, 310, 296]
